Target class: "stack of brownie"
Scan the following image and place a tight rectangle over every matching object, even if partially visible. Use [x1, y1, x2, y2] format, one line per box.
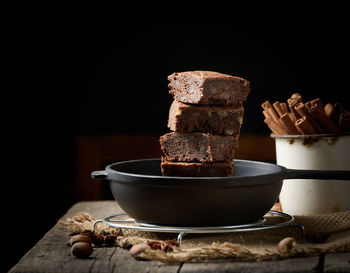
[160, 71, 250, 177]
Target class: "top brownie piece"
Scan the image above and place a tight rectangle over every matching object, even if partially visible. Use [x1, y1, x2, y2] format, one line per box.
[168, 71, 250, 105]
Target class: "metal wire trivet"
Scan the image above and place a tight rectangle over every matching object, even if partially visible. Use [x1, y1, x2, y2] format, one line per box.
[93, 210, 304, 244]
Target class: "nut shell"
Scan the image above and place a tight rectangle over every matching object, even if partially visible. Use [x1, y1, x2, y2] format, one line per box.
[130, 244, 150, 257]
[71, 242, 93, 258]
[277, 237, 297, 253]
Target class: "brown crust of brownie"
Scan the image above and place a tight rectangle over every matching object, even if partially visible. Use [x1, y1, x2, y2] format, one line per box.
[168, 100, 244, 136]
[161, 159, 235, 177]
[160, 132, 237, 163]
[168, 71, 250, 105]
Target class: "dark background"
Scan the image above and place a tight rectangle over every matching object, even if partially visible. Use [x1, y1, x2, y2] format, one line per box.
[3, 5, 347, 271]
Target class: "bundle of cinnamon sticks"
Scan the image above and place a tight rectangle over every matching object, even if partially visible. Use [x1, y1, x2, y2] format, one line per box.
[262, 93, 350, 135]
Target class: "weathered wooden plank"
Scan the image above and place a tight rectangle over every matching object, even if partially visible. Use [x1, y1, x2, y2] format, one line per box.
[324, 253, 350, 273]
[8, 201, 349, 273]
[9, 201, 180, 273]
[180, 256, 320, 273]
[61, 200, 124, 219]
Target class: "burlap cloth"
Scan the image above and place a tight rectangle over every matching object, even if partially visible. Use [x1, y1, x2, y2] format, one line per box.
[61, 210, 350, 262]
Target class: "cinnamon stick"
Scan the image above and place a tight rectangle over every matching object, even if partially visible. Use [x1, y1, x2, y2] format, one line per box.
[295, 116, 318, 135]
[305, 101, 313, 110]
[291, 93, 303, 103]
[288, 98, 302, 120]
[324, 103, 343, 125]
[262, 92, 347, 136]
[307, 98, 341, 134]
[324, 103, 335, 118]
[264, 117, 286, 135]
[294, 102, 325, 134]
[262, 110, 269, 119]
[289, 112, 297, 123]
[267, 107, 282, 125]
[262, 100, 286, 133]
[261, 100, 273, 111]
[263, 111, 287, 135]
[280, 102, 288, 114]
[279, 113, 299, 135]
[263, 111, 277, 134]
[273, 101, 288, 117]
[262, 101, 283, 124]
[334, 103, 344, 118]
[339, 111, 350, 132]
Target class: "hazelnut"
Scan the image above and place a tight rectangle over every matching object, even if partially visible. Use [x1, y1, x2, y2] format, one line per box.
[92, 233, 105, 246]
[277, 237, 297, 253]
[129, 244, 150, 257]
[71, 242, 93, 258]
[69, 234, 92, 247]
[104, 235, 117, 246]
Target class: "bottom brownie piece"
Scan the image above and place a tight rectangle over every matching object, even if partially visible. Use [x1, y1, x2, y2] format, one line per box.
[161, 159, 234, 177]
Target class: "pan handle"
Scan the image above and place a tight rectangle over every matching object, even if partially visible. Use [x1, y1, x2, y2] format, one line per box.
[285, 169, 350, 180]
[91, 170, 109, 180]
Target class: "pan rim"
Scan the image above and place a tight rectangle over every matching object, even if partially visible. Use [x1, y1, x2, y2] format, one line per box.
[105, 158, 286, 187]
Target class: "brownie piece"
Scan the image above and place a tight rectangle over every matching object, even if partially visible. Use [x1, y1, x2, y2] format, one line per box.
[168, 71, 250, 105]
[161, 159, 234, 177]
[160, 132, 238, 163]
[168, 100, 244, 136]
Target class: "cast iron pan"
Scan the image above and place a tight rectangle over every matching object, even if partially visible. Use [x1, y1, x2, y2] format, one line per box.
[92, 158, 350, 227]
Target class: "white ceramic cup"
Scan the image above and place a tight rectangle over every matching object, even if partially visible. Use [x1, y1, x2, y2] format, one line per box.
[273, 133, 350, 215]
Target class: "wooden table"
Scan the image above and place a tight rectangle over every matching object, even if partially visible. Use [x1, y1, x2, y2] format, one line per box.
[9, 201, 350, 273]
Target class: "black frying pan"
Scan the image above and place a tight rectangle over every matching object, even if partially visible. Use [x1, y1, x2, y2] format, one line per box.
[91, 158, 350, 226]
